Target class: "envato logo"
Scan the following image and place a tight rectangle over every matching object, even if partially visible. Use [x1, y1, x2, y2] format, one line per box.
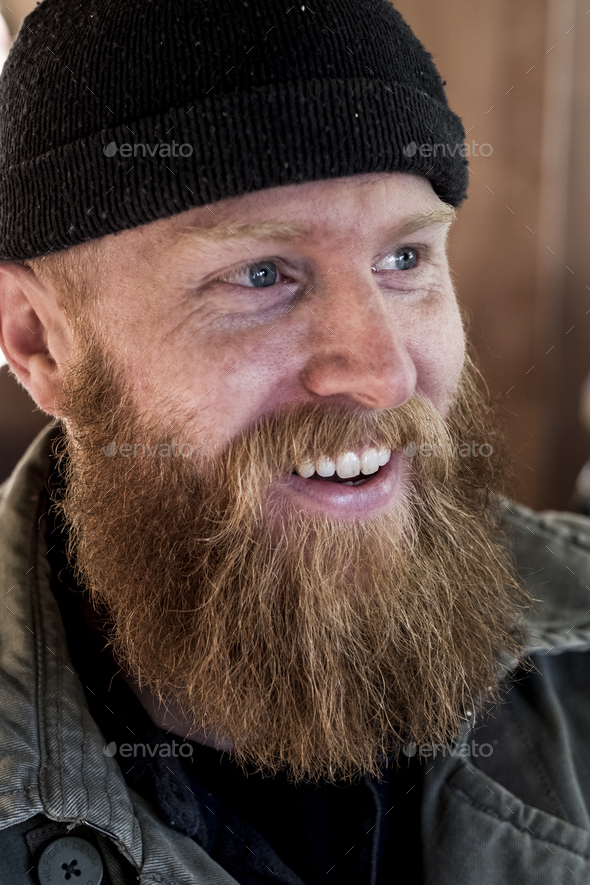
[102, 441, 194, 458]
[402, 740, 494, 759]
[103, 740, 193, 758]
[103, 140, 194, 158]
[403, 140, 493, 159]
[402, 441, 494, 458]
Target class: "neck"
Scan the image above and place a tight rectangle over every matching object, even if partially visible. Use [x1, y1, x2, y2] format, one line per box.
[80, 595, 233, 752]
[121, 674, 234, 752]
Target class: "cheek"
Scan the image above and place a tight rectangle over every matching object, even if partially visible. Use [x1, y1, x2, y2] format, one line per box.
[407, 290, 466, 416]
[132, 325, 289, 452]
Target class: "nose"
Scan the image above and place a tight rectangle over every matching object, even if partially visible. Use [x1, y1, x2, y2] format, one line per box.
[299, 272, 417, 410]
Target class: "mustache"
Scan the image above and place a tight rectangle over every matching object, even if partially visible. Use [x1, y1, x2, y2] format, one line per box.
[179, 387, 464, 531]
[223, 395, 453, 476]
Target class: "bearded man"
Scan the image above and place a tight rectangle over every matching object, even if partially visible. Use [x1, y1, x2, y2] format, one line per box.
[1, 1, 590, 883]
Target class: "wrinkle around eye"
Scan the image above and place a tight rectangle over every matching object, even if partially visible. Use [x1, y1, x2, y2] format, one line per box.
[179, 280, 302, 331]
[374, 272, 442, 304]
[373, 269, 431, 294]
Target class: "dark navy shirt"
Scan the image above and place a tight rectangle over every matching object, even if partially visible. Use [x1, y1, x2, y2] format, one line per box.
[46, 494, 423, 885]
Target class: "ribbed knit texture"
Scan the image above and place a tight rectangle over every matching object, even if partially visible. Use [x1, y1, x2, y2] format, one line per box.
[0, 0, 469, 261]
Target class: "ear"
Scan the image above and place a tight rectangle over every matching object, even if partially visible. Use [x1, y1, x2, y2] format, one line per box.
[0, 261, 74, 416]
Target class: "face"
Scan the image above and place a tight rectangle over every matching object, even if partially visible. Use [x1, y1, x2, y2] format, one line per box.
[88, 171, 464, 523]
[7, 171, 527, 783]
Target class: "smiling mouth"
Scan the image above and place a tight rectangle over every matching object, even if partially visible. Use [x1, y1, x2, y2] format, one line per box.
[275, 446, 404, 522]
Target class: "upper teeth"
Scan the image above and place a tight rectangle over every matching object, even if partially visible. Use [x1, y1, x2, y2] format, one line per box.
[296, 447, 391, 479]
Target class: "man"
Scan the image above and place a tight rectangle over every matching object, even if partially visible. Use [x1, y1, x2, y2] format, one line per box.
[1, 0, 590, 883]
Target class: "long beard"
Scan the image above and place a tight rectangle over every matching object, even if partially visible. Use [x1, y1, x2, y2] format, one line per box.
[52, 331, 529, 784]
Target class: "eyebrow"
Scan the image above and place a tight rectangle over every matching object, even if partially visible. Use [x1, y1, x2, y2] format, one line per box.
[173, 220, 312, 248]
[394, 205, 457, 237]
[171, 204, 457, 249]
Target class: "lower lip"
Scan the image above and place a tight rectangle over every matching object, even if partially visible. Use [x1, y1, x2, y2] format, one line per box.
[271, 452, 407, 520]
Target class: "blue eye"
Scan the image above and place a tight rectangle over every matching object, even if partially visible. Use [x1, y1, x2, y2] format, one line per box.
[247, 262, 278, 287]
[393, 248, 418, 270]
[372, 248, 419, 273]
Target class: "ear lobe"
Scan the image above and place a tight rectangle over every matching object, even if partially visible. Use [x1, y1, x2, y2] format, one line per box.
[0, 262, 71, 417]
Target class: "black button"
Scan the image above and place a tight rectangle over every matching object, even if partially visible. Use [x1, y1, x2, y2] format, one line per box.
[37, 836, 103, 884]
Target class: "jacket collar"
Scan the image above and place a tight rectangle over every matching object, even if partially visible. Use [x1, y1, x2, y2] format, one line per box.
[0, 421, 143, 865]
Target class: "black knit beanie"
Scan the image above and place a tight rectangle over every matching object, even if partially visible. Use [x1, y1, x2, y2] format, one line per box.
[0, 0, 468, 261]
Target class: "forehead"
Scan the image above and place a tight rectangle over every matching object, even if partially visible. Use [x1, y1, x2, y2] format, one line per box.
[102, 171, 450, 266]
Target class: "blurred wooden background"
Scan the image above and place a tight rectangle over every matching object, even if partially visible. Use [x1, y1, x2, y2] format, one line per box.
[395, 0, 590, 510]
[2, 0, 590, 511]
